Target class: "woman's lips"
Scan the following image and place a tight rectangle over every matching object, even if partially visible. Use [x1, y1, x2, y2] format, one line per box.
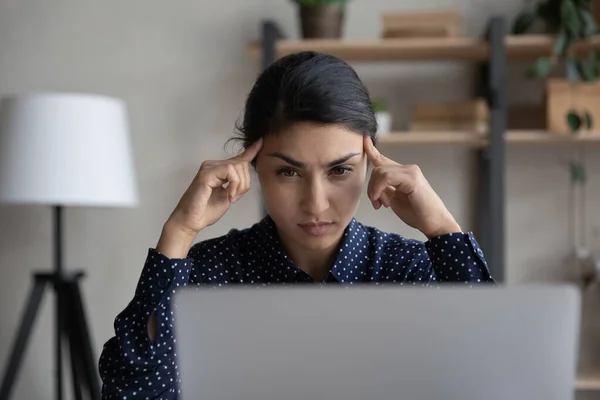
[298, 222, 335, 236]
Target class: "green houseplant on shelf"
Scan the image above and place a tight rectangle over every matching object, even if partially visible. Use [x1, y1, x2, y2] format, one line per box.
[372, 99, 392, 136]
[513, 0, 599, 286]
[512, 0, 600, 134]
[291, 0, 351, 39]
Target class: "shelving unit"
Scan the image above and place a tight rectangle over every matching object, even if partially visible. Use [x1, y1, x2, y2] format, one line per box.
[249, 20, 600, 391]
[255, 18, 510, 282]
[252, 19, 600, 282]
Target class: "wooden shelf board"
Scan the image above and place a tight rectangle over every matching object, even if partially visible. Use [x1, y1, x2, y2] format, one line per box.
[506, 130, 600, 143]
[246, 35, 600, 62]
[506, 35, 600, 60]
[576, 371, 600, 391]
[247, 37, 488, 61]
[378, 131, 486, 146]
[376, 130, 600, 146]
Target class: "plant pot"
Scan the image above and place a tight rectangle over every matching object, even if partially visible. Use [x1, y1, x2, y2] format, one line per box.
[546, 79, 600, 134]
[299, 5, 345, 39]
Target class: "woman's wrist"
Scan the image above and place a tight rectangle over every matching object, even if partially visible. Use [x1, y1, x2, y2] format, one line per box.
[156, 219, 199, 259]
[424, 221, 462, 240]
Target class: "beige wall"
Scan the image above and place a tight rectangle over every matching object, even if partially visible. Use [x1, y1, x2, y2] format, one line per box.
[0, 0, 599, 399]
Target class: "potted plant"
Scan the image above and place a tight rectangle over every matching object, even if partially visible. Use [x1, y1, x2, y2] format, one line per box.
[291, 0, 351, 39]
[514, 1, 598, 287]
[513, 0, 600, 134]
[373, 99, 392, 135]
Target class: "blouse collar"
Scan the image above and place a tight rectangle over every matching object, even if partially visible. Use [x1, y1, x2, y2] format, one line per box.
[256, 215, 370, 283]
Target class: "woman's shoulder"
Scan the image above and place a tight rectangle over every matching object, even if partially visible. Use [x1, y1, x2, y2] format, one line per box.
[187, 216, 274, 260]
[350, 218, 426, 250]
[185, 216, 279, 284]
[346, 219, 432, 282]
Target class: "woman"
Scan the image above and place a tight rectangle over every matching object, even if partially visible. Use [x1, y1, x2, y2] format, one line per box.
[99, 51, 493, 399]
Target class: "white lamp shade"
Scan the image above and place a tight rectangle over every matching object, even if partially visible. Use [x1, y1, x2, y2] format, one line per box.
[0, 92, 138, 207]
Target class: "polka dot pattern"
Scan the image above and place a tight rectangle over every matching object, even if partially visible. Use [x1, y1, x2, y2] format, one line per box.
[99, 216, 493, 399]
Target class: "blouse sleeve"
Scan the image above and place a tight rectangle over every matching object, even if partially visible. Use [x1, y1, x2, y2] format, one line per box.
[423, 232, 494, 283]
[99, 245, 200, 399]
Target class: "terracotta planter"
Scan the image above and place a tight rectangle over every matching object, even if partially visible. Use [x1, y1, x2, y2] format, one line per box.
[299, 5, 345, 39]
[546, 79, 600, 134]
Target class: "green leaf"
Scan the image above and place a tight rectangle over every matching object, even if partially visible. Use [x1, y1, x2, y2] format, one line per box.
[566, 58, 581, 81]
[574, 0, 593, 9]
[372, 99, 388, 112]
[570, 162, 587, 183]
[527, 57, 553, 78]
[512, 11, 537, 35]
[567, 110, 583, 132]
[562, 0, 582, 36]
[553, 30, 570, 56]
[577, 59, 598, 81]
[578, 9, 598, 36]
[583, 111, 594, 129]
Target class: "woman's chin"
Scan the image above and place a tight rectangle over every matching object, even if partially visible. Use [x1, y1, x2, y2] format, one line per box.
[294, 226, 343, 250]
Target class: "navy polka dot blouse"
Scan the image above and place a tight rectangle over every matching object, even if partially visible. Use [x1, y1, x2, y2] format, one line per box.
[99, 216, 493, 399]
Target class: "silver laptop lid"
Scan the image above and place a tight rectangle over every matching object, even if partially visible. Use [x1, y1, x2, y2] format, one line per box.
[174, 285, 580, 400]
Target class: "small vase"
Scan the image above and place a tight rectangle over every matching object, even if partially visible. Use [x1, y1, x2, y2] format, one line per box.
[376, 111, 392, 135]
[299, 5, 345, 39]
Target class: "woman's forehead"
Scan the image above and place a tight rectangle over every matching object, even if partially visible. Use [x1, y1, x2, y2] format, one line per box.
[259, 123, 365, 167]
[263, 122, 364, 153]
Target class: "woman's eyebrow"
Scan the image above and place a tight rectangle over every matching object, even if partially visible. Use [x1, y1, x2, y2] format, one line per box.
[267, 152, 361, 168]
[326, 153, 361, 167]
[268, 153, 306, 168]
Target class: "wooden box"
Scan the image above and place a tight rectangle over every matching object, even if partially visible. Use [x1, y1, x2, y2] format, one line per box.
[381, 10, 463, 38]
[410, 98, 488, 133]
[546, 79, 600, 134]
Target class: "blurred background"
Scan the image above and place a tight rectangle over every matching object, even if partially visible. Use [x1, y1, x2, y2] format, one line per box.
[0, 0, 600, 398]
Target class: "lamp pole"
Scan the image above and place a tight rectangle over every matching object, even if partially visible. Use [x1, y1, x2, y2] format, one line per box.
[54, 205, 64, 400]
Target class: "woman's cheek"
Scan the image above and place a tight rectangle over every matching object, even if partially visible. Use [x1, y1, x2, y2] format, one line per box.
[259, 176, 299, 213]
[323, 177, 363, 217]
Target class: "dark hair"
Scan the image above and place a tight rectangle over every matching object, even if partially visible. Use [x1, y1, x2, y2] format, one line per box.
[233, 51, 377, 154]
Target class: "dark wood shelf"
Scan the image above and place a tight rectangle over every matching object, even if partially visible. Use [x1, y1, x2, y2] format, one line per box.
[576, 370, 600, 391]
[246, 34, 600, 62]
[376, 130, 600, 147]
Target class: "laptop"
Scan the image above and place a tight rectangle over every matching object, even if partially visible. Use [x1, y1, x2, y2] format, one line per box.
[174, 285, 580, 400]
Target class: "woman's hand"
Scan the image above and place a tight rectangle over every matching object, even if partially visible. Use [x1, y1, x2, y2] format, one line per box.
[157, 139, 262, 258]
[364, 136, 461, 239]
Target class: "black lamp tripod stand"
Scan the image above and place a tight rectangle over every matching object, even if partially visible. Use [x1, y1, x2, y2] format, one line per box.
[0, 206, 101, 400]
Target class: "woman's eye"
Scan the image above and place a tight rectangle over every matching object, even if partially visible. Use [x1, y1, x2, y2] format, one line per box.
[330, 166, 352, 176]
[277, 168, 299, 177]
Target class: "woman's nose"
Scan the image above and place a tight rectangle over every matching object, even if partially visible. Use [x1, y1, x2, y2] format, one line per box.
[301, 178, 329, 215]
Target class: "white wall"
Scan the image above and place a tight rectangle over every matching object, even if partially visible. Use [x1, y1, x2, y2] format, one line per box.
[0, 0, 599, 399]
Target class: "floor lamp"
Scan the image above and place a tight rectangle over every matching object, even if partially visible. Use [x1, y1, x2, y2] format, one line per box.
[0, 93, 138, 400]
